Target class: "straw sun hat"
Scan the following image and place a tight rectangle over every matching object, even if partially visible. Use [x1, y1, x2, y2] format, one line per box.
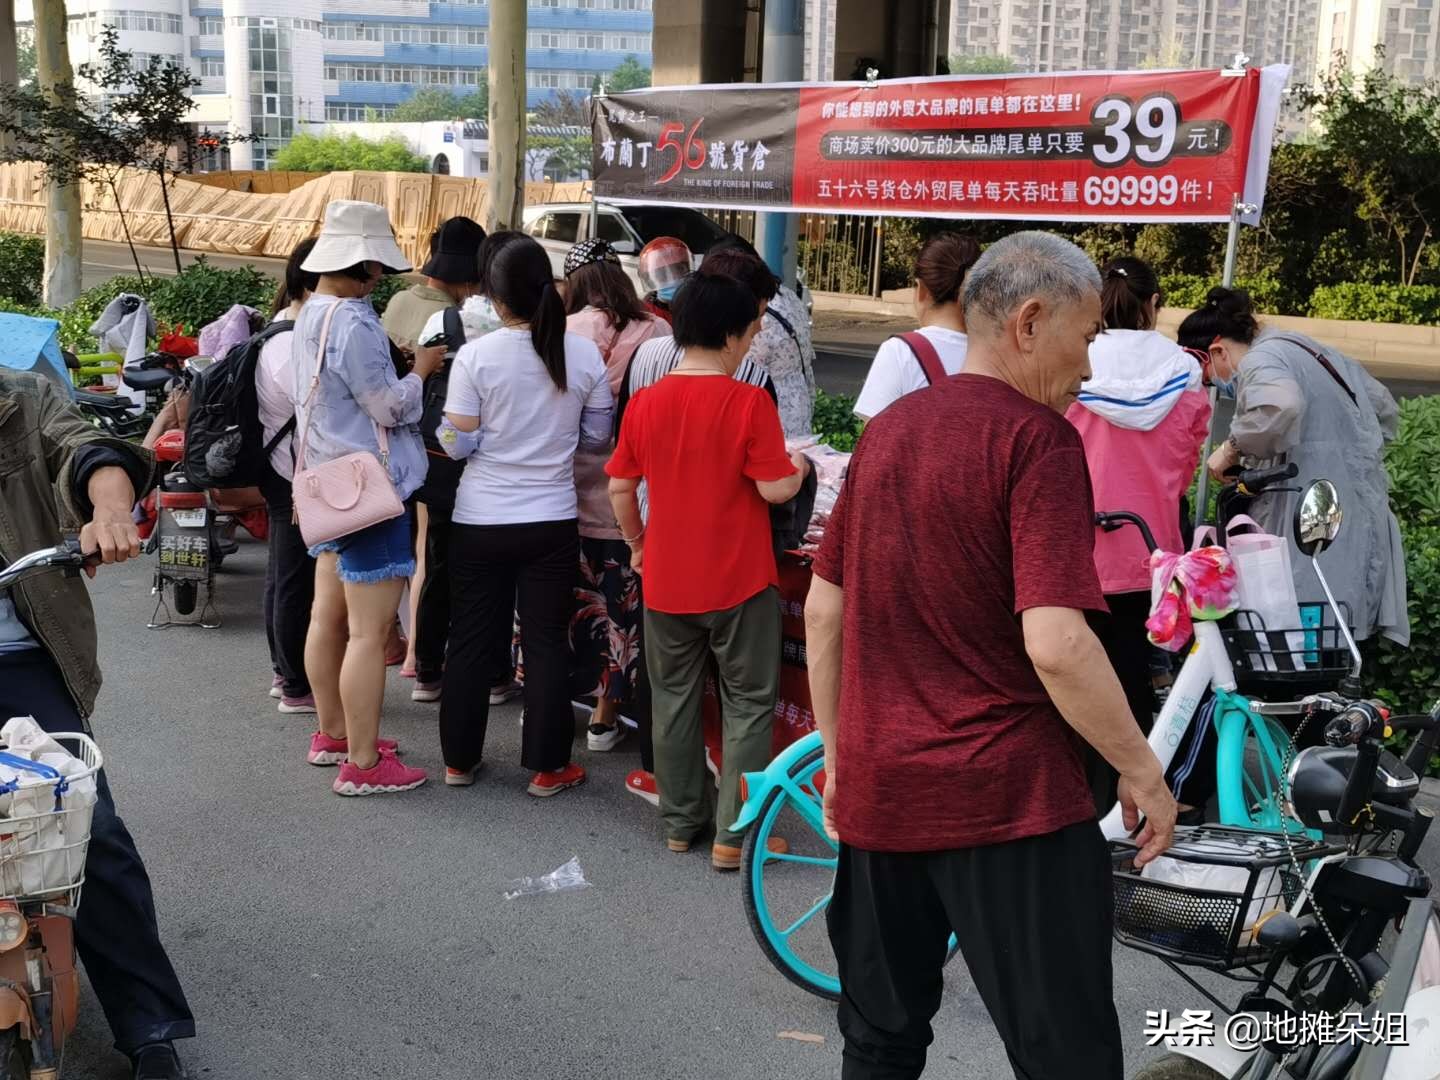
[301, 200, 412, 275]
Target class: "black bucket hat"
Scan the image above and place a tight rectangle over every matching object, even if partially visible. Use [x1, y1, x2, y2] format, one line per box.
[420, 216, 487, 284]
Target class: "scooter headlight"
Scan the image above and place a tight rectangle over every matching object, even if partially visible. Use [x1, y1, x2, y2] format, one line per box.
[0, 902, 27, 952]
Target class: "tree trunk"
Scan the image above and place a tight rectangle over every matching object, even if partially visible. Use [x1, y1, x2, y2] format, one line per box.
[156, 166, 182, 274]
[108, 177, 146, 281]
[33, 0, 82, 307]
[0, 1, 17, 157]
[487, 0, 526, 231]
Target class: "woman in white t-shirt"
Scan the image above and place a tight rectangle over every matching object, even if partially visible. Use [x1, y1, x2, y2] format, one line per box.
[256, 237, 318, 714]
[852, 232, 980, 422]
[440, 234, 614, 797]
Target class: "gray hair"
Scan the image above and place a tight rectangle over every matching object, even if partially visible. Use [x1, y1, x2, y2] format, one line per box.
[962, 231, 1102, 326]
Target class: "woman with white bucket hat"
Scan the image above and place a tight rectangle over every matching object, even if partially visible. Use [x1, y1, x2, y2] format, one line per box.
[290, 200, 443, 796]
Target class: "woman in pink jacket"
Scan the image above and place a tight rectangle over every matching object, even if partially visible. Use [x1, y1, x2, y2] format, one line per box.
[563, 239, 670, 791]
[1066, 256, 1212, 813]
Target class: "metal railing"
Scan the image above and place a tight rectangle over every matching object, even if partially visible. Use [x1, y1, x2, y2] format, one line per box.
[701, 209, 888, 296]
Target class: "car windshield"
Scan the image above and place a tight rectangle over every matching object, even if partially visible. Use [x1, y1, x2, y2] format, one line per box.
[619, 207, 728, 253]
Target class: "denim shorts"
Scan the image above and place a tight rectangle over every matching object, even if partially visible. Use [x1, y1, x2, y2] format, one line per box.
[308, 511, 415, 584]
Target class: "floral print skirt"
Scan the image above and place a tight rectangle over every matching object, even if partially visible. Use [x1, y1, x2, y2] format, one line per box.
[570, 538, 643, 704]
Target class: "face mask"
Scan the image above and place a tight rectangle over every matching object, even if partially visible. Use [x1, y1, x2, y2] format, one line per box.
[1213, 377, 1237, 400]
[655, 282, 680, 302]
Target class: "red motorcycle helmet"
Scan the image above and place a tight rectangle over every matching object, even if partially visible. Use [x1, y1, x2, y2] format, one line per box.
[638, 237, 693, 296]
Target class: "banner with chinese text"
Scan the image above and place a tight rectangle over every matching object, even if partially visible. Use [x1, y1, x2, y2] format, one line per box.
[592, 67, 1287, 223]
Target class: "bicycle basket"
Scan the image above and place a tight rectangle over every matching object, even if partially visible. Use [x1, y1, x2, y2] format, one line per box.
[1220, 602, 1354, 696]
[0, 732, 102, 904]
[1110, 825, 1337, 971]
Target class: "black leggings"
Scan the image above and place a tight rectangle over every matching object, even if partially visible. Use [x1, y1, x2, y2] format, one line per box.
[440, 519, 579, 774]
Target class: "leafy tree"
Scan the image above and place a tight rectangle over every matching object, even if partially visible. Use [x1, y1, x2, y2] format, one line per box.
[0, 26, 249, 276]
[1292, 50, 1440, 285]
[945, 53, 1016, 74]
[605, 56, 651, 92]
[1138, 38, 1186, 70]
[16, 34, 35, 89]
[391, 83, 489, 122]
[527, 134, 591, 180]
[272, 132, 429, 173]
[532, 89, 588, 128]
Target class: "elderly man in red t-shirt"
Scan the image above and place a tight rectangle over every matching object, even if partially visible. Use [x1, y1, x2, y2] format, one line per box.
[808, 230, 1177, 1080]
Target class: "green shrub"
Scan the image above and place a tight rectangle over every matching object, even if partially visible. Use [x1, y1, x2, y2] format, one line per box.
[369, 274, 407, 317]
[56, 275, 152, 351]
[797, 238, 868, 296]
[879, 218, 924, 292]
[147, 258, 276, 333]
[812, 389, 862, 452]
[1306, 282, 1440, 324]
[1160, 273, 1288, 314]
[0, 232, 44, 307]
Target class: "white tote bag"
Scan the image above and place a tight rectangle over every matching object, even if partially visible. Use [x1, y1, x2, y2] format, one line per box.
[1225, 515, 1305, 673]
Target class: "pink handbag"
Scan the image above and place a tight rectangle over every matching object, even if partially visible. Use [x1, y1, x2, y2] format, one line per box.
[290, 301, 405, 547]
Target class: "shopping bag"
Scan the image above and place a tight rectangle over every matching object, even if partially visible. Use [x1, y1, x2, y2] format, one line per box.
[1225, 515, 1304, 673]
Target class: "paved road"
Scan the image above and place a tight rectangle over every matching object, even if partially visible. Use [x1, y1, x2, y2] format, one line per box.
[45, 539, 1440, 1079]
[79, 239, 286, 291]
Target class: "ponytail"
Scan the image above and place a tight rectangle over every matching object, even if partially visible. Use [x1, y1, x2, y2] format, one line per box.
[1099, 255, 1161, 331]
[485, 234, 570, 392]
[532, 280, 568, 392]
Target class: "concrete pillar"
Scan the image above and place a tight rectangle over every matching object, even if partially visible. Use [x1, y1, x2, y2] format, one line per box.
[33, 0, 81, 308]
[488, 0, 526, 231]
[652, 0, 749, 85]
[753, 0, 802, 287]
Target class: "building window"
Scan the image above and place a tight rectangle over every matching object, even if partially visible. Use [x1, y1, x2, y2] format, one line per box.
[197, 15, 224, 35]
[528, 69, 593, 89]
[432, 153, 451, 175]
[200, 57, 225, 77]
[249, 24, 295, 167]
[108, 10, 184, 34]
[463, 29, 487, 46]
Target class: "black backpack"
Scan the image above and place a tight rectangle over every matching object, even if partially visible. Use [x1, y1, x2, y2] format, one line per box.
[415, 307, 468, 510]
[183, 320, 295, 488]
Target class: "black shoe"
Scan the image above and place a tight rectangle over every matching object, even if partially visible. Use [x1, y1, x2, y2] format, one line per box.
[132, 1042, 187, 1080]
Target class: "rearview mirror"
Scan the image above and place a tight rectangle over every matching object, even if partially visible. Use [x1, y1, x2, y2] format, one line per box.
[609, 239, 637, 255]
[1294, 480, 1342, 559]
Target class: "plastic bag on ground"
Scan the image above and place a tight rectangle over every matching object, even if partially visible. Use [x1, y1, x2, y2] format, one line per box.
[502, 856, 591, 900]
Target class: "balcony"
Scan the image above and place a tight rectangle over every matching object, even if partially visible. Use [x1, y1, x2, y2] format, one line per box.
[190, 34, 223, 54]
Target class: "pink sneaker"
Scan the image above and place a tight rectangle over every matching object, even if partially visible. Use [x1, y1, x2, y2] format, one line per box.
[307, 732, 400, 766]
[332, 747, 427, 796]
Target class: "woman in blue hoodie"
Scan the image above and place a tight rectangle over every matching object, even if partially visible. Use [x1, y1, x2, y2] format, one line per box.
[1066, 256, 1212, 813]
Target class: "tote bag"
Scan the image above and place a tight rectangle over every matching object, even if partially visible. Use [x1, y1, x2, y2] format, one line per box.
[291, 301, 405, 547]
[1225, 515, 1305, 672]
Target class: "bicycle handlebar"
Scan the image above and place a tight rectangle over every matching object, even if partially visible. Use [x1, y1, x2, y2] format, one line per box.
[1093, 511, 1159, 555]
[1233, 462, 1300, 497]
[0, 542, 92, 592]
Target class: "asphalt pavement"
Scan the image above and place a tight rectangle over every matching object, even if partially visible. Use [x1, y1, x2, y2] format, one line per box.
[48, 539, 1440, 1080]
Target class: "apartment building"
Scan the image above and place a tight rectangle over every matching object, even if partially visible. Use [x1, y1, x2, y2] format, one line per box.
[1317, 0, 1440, 82]
[14, 0, 653, 169]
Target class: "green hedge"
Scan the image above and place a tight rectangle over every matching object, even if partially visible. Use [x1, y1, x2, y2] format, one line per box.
[1307, 282, 1440, 324]
[0, 233, 44, 309]
[1160, 272, 1289, 314]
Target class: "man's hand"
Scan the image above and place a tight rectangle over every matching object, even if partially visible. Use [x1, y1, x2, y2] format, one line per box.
[627, 540, 644, 575]
[821, 759, 838, 841]
[80, 466, 140, 578]
[1207, 439, 1240, 483]
[1118, 769, 1177, 867]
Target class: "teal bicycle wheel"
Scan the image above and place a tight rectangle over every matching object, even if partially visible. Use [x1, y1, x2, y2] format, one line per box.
[740, 744, 960, 1000]
[740, 743, 843, 1000]
[1215, 697, 1295, 831]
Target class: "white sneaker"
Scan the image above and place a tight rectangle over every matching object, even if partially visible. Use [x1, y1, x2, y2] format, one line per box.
[411, 681, 442, 703]
[489, 679, 523, 706]
[587, 723, 625, 752]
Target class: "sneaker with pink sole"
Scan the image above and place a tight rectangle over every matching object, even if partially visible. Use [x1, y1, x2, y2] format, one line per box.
[332, 748, 427, 796]
[278, 694, 317, 715]
[307, 732, 400, 766]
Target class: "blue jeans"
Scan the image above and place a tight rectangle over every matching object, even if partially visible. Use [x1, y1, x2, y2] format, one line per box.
[307, 510, 414, 584]
[0, 650, 194, 1055]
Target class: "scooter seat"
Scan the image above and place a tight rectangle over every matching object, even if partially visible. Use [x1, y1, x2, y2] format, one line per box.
[73, 389, 136, 414]
[121, 367, 173, 393]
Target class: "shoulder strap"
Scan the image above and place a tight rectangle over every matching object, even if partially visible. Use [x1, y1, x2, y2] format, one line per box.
[766, 306, 798, 342]
[294, 301, 351, 474]
[897, 331, 947, 386]
[263, 416, 297, 458]
[442, 306, 466, 352]
[1273, 336, 1358, 407]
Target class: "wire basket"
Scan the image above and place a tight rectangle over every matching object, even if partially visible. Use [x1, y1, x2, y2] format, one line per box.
[1220, 602, 1354, 696]
[0, 732, 102, 905]
[1111, 825, 1337, 971]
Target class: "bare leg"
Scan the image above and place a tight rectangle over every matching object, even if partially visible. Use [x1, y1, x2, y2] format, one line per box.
[404, 503, 427, 672]
[340, 577, 406, 769]
[305, 552, 348, 741]
[591, 696, 618, 729]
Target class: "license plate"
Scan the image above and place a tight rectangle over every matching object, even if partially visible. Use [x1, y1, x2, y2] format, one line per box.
[170, 509, 207, 528]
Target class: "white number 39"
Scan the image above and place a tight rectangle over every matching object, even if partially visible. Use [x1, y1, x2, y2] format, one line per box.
[1092, 95, 1178, 166]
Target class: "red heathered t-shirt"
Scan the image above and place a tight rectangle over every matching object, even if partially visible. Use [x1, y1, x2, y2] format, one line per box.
[607, 374, 796, 614]
[812, 374, 1106, 852]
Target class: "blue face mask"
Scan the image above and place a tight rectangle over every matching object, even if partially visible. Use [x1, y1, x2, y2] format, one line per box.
[1214, 377, 1237, 400]
[655, 282, 680, 302]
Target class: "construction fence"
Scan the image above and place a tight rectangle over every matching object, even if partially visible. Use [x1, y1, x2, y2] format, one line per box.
[0, 163, 593, 268]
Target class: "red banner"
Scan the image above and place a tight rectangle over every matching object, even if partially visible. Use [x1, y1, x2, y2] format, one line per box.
[593, 67, 1281, 223]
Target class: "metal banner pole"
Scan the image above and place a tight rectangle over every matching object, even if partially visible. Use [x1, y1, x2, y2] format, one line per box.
[1193, 195, 1259, 531]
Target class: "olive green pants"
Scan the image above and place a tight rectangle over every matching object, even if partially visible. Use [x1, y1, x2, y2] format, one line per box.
[643, 587, 781, 847]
